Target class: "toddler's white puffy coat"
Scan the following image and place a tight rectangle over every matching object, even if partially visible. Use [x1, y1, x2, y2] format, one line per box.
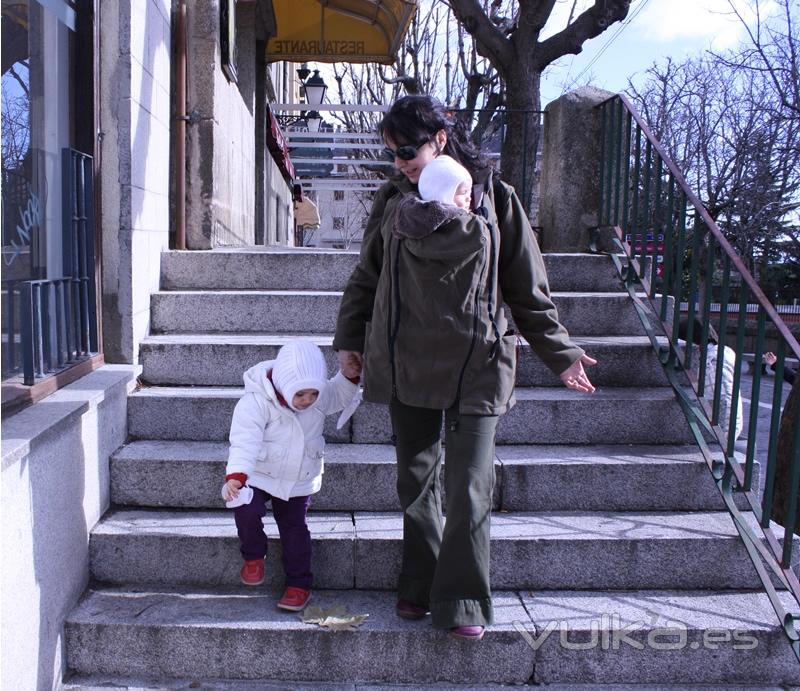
[226, 360, 358, 500]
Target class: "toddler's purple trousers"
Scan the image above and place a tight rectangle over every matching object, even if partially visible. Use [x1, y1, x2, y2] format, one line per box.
[233, 487, 312, 589]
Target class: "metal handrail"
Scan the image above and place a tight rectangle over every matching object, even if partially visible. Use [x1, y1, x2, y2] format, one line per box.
[600, 93, 800, 356]
[594, 92, 800, 662]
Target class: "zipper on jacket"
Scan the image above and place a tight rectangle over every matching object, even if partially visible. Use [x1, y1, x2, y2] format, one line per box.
[388, 237, 401, 397]
[485, 216, 502, 359]
[454, 237, 489, 407]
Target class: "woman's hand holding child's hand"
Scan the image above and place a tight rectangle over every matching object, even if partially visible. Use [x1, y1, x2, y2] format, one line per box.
[559, 354, 597, 393]
[222, 478, 242, 502]
[337, 350, 363, 379]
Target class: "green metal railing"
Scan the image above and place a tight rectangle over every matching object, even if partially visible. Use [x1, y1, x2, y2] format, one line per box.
[594, 93, 800, 659]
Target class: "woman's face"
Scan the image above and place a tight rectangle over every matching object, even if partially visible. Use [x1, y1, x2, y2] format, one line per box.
[384, 129, 447, 184]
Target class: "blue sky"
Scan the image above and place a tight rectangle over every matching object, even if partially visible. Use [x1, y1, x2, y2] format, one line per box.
[538, 0, 778, 105]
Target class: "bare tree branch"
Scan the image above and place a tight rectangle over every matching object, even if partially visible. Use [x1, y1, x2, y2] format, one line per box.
[445, 0, 514, 73]
[534, 0, 632, 70]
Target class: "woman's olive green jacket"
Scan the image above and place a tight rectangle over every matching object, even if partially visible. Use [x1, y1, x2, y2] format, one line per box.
[332, 172, 584, 416]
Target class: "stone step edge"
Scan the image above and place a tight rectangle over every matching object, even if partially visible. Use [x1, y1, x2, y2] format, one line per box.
[139, 333, 663, 346]
[127, 385, 679, 399]
[112, 440, 702, 461]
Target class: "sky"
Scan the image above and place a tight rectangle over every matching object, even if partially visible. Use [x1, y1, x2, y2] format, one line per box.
[538, 0, 780, 105]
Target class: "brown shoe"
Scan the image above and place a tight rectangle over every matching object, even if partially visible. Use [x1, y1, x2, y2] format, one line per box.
[240, 558, 265, 586]
[395, 598, 429, 620]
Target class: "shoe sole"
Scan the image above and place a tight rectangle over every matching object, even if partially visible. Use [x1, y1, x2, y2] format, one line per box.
[449, 629, 486, 641]
[241, 577, 264, 586]
[277, 593, 312, 612]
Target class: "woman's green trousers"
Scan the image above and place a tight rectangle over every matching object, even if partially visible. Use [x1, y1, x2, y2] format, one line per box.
[389, 397, 499, 629]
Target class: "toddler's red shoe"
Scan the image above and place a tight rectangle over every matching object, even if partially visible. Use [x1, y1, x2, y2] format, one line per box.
[277, 586, 312, 611]
[240, 558, 265, 586]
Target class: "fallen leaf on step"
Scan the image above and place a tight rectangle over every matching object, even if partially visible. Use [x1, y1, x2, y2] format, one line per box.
[301, 605, 370, 631]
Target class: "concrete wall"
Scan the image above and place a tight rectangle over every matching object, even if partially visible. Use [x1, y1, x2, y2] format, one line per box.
[99, 0, 172, 363]
[185, 0, 267, 248]
[266, 150, 293, 246]
[1, 366, 137, 691]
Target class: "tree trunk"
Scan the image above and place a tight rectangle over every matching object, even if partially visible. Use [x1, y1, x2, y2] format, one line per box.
[501, 67, 541, 217]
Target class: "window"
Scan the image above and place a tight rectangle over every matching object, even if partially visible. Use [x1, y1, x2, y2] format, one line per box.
[334, 190, 344, 201]
[333, 217, 344, 230]
[2, 0, 99, 392]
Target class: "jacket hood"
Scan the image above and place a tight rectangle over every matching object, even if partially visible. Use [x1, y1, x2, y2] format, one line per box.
[392, 194, 466, 239]
[242, 360, 279, 400]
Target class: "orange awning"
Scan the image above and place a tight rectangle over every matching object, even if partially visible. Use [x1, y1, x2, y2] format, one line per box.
[267, 0, 417, 64]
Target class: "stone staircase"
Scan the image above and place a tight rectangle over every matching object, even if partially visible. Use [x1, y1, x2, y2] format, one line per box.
[63, 248, 800, 688]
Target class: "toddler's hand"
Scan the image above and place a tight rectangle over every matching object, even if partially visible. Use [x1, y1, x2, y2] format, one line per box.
[222, 479, 242, 501]
[764, 352, 777, 367]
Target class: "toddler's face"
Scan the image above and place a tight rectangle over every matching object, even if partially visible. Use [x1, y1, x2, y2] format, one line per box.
[293, 388, 319, 410]
[453, 182, 471, 210]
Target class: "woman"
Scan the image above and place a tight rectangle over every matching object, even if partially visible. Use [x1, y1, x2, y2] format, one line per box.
[333, 95, 596, 640]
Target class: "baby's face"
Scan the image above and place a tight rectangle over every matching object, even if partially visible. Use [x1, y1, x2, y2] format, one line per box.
[453, 182, 472, 210]
[292, 388, 319, 410]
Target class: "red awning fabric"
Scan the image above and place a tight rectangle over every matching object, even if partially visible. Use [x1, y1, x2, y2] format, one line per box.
[267, 106, 296, 180]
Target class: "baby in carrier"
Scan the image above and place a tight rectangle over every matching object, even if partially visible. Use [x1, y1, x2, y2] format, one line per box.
[392, 155, 474, 239]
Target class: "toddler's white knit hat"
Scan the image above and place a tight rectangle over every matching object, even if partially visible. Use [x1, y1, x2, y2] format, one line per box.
[272, 340, 327, 411]
[418, 155, 472, 206]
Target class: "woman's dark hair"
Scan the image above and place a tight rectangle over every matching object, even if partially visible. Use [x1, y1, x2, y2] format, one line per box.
[292, 183, 303, 202]
[678, 317, 719, 345]
[379, 95, 487, 174]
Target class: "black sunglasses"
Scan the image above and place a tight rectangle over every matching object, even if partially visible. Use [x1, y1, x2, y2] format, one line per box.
[382, 138, 432, 162]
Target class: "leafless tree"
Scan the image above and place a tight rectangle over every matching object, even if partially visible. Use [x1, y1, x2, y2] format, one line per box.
[445, 0, 633, 212]
[626, 3, 800, 281]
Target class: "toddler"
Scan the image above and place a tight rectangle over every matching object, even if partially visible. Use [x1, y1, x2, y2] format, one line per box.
[222, 339, 359, 611]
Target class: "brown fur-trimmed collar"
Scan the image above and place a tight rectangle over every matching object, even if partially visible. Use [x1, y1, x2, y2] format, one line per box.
[392, 193, 466, 240]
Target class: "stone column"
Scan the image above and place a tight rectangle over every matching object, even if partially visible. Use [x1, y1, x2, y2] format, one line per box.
[185, 0, 257, 248]
[539, 86, 615, 252]
[99, 0, 171, 362]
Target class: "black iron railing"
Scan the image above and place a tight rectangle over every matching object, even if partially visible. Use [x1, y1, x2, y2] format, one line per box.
[595, 93, 800, 660]
[1, 149, 98, 386]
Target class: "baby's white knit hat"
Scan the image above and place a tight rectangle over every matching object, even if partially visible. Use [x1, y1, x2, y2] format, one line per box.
[418, 155, 472, 206]
[272, 340, 327, 411]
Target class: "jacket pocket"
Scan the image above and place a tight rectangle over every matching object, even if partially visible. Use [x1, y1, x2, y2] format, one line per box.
[258, 441, 287, 477]
[300, 438, 325, 479]
[493, 333, 518, 406]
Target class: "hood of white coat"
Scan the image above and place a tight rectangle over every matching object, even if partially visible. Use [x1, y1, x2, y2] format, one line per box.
[242, 360, 280, 400]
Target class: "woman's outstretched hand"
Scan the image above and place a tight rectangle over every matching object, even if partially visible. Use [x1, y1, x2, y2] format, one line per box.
[337, 350, 363, 379]
[559, 354, 597, 393]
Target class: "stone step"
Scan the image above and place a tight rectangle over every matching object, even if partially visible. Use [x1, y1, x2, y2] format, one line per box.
[59, 674, 572, 691]
[139, 334, 667, 388]
[111, 441, 501, 512]
[111, 441, 728, 513]
[88, 509, 760, 590]
[60, 677, 792, 691]
[149, 291, 646, 336]
[127, 386, 693, 445]
[160, 249, 623, 293]
[64, 587, 800, 685]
